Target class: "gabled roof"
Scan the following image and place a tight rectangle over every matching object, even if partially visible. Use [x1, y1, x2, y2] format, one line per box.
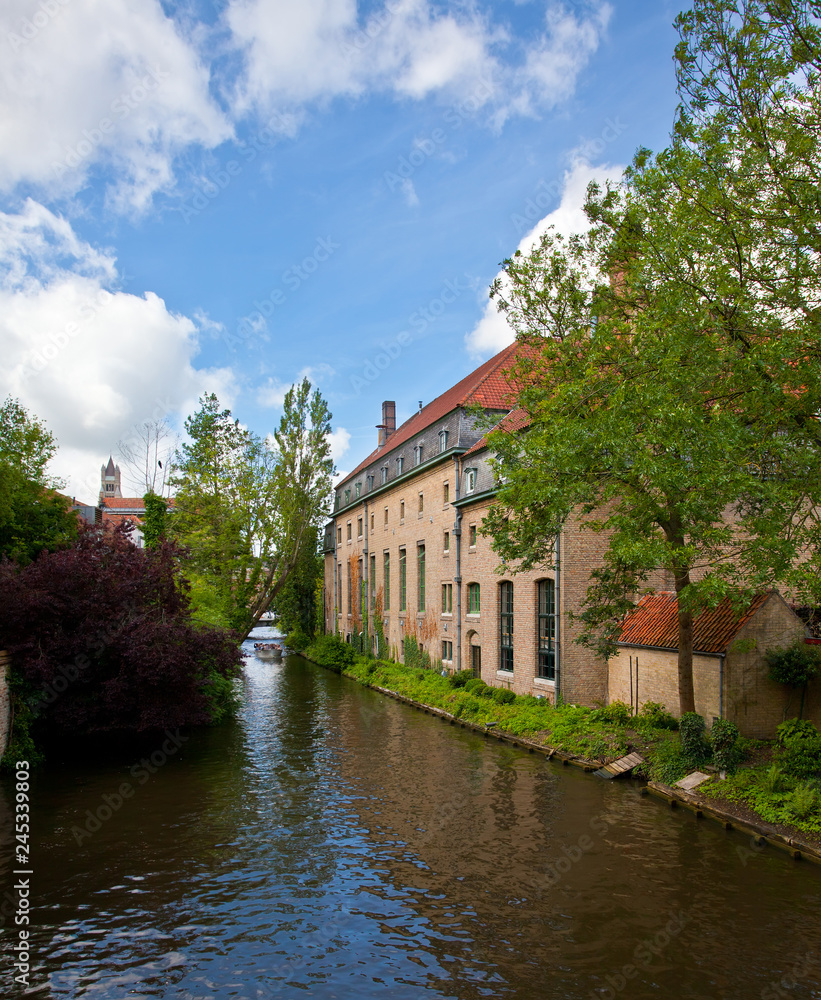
[618, 591, 774, 654]
[338, 342, 523, 487]
[463, 406, 530, 458]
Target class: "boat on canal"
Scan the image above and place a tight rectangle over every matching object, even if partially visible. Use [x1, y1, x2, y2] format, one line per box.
[254, 642, 282, 662]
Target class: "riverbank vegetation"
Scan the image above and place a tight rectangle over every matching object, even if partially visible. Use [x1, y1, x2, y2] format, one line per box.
[0, 522, 242, 766]
[305, 637, 821, 837]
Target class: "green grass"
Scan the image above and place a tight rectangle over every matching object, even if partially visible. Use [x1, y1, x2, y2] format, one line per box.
[342, 658, 655, 762]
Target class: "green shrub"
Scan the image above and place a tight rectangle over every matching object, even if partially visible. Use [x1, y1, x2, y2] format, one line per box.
[491, 687, 516, 705]
[285, 627, 310, 652]
[403, 635, 421, 670]
[592, 700, 632, 725]
[464, 678, 490, 696]
[307, 633, 355, 672]
[448, 670, 473, 689]
[777, 732, 821, 780]
[765, 642, 820, 720]
[647, 739, 689, 785]
[761, 765, 786, 795]
[679, 712, 709, 768]
[709, 718, 742, 774]
[785, 781, 821, 821]
[776, 718, 819, 746]
[638, 701, 679, 730]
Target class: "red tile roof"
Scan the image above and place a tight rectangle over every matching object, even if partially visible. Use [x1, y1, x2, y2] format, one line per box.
[102, 511, 144, 525]
[100, 497, 146, 510]
[618, 591, 773, 653]
[338, 342, 524, 486]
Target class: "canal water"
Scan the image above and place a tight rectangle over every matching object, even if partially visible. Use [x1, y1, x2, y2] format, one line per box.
[2, 635, 821, 999]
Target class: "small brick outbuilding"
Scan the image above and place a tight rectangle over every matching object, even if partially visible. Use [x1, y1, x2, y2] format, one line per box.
[609, 591, 820, 738]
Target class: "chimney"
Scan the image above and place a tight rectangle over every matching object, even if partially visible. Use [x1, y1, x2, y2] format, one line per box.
[377, 400, 396, 447]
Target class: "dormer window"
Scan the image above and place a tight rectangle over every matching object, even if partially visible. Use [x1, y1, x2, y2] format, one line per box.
[355, 482, 361, 498]
[344, 488, 351, 504]
[465, 468, 476, 493]
[414, 444, 423, 466]
[381, 466, 388, 484]
[438, 429, 448, 453]
[396, 456, 404, 475]
[366, 475, 374, 491]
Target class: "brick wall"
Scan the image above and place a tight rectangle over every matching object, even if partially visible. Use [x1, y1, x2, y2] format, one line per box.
[0, 651, 10, 760]
[608, 647, 721, 722]
[725, 592, 813, 738]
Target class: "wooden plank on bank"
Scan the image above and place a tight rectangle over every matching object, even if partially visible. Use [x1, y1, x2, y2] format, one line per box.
[594, 751, 644, 780]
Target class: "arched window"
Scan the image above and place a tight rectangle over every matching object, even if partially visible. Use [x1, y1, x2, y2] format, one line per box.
[537, 579, 556, 680]
[467, 582, 480, 615]
[499, 582, 513, 672]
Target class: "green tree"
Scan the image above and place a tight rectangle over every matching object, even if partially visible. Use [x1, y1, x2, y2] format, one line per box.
[0, 397, 77, 564]
[169, 380, 334, 640]
[142, 491, 168, 549]
[271, 533, 323, 641]
[485, 1, 821, 715]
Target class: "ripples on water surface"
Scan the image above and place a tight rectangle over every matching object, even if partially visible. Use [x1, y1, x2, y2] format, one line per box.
[1, 637, 820, 999]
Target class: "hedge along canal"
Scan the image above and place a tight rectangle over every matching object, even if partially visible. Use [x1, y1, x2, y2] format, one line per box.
[303, 647, 821, 866]
[2, 647, 821, 999]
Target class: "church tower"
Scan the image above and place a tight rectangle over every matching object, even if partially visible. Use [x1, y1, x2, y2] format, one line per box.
[99, 456, 123, 502]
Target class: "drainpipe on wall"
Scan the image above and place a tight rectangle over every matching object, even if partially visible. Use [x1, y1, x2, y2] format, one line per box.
[719, 652, 725, 719]
[363, 500, 369, 650]
[453, 455, 463, 672]
[554, 532, 561, 704]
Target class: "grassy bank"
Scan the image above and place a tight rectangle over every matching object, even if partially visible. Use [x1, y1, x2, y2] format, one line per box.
[304, 635, 821, 839]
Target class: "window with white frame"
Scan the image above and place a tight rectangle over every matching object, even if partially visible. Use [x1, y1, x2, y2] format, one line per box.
[381, 466, 388, 484]
[396, 456, 404, 475]
[439, 429, 448, 453]
[465, 468, 476, 492]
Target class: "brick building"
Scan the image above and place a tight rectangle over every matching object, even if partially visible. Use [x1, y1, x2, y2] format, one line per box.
[322, 344, 649, 705]
[610, 591, 818, 737]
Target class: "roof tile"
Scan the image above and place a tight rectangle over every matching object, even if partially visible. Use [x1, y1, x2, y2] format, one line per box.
[338, 342, 523, 486]
[618, 591, 773, 654]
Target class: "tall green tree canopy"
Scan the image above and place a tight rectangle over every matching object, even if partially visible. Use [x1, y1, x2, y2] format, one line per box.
[169, 379, 334, 639]
[0, 397, 77, 564]
[485, 0, 821, 714]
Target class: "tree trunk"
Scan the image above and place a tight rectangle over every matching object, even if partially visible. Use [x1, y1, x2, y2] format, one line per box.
[663, 512, 696, 716]
[675, 584, 696, 716]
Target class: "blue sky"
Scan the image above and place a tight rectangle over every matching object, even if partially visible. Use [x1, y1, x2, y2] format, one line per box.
[0, 0, 683, 500]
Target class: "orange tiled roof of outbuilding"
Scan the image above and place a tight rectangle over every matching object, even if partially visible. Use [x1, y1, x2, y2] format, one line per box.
[618, 591, 772, 654]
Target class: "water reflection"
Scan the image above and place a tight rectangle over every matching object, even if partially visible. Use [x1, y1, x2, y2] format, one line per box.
[0, 642, 819, 999]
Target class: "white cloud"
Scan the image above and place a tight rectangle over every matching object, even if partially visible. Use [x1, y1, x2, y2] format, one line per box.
[465, 156, 623, 357]
[400, 178, 420, 207]
[256, 377, 290, 408]
[226, 0, 610, 125]
[0, 200, 238, 500]
[0, 0, 232, 212]
[500, 3, 613, 124]
[328, 426, 351, 464]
